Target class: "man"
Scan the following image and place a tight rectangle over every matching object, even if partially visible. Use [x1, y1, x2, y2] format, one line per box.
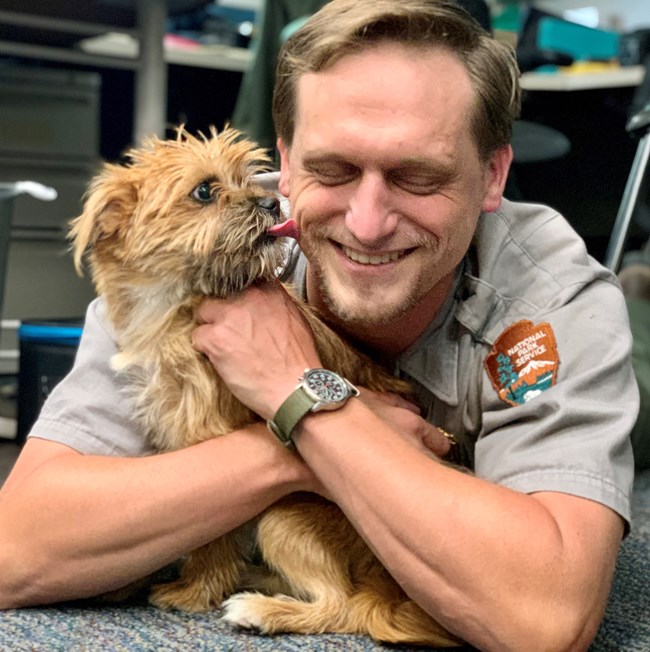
[0, 2, 636, 650]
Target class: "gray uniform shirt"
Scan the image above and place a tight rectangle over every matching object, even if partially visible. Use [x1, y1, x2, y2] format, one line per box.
[29, 192, 637, 523]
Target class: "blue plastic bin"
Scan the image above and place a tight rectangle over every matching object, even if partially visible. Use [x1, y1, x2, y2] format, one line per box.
[16, 319, 83, 444]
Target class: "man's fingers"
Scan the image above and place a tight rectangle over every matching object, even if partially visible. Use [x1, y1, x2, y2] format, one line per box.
[421, 426, 457, 458]
[356, 388, 421, 414]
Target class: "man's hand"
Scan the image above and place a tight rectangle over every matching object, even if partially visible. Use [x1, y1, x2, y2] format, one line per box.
[193, 282, 454, 460]
[356, 389, 455, 459]
[193, 281, 322, 420]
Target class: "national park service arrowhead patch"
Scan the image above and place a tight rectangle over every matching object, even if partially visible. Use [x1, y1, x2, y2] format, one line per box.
[484, 320, 560, 407]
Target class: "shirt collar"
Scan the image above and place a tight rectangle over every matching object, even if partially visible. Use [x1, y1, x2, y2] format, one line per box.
[396, 263, 466, 406]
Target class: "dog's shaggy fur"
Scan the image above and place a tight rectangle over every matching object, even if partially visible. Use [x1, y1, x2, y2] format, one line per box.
[69, 126, 460, 647]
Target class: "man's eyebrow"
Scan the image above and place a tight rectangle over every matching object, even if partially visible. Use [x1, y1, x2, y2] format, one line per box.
[389, 158, 458, 181]
[302, 155, 361, 176]
[392, 156, 451, 171]
[303, 153, 353, 166]
[303, 153, 452, 170]
[301, 154, 458, 184]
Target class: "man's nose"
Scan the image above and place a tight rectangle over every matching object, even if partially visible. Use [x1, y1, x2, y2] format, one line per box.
[345, 173, 398, 244]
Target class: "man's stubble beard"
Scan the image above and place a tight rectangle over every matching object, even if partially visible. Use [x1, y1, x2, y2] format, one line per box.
[311, 256, 428, 329]
[302, 225, 441, 328]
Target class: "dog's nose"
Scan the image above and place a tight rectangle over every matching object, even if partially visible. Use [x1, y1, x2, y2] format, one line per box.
[256, 195, 280, 216]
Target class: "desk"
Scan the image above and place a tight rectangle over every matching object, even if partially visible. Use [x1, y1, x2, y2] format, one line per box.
[515, 68, 645, 261]
[521, 65, 645, 91]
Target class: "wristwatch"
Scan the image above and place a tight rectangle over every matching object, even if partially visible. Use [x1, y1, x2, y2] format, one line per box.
[267, 368, 360, 448]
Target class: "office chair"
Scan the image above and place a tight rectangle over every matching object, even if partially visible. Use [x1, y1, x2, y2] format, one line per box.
[603, 57, 650, 272]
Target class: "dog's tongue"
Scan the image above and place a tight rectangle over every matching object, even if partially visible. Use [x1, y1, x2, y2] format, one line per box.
[267, 219, 300, 240]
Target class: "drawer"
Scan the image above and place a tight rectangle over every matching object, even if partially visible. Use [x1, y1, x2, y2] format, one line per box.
[0, 66, 100, 160]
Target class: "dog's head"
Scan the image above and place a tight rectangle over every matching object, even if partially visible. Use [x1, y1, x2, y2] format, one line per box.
[70, 126, 287, 301]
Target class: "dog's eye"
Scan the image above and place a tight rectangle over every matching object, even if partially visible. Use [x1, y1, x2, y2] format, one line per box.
[191, 182, 214, 203]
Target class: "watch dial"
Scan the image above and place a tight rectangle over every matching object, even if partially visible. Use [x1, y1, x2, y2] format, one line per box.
[305, 370, 347, 402]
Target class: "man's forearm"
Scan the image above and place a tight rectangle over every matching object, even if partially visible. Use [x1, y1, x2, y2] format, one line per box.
[0, 427, 307, 608]
[293, 400, 623, 651]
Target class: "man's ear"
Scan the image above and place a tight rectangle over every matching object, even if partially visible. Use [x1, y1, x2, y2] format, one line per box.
[277, 137, 291, 197]
[481, 144, 513, 214]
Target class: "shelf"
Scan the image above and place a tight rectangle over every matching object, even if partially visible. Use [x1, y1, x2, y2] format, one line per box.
[0, 0, 219, 140]
[78, 32, 252, 73]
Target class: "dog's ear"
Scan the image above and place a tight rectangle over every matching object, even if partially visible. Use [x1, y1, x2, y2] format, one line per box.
[69, 163, 137, 275]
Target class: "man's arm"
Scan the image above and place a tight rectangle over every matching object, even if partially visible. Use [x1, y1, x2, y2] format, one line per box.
[0, 426, 314, 609]
[293, 403, 623, 652]
[193, 283, 625, 652]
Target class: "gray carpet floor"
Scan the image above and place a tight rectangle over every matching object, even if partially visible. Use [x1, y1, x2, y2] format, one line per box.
[0, 471, 648, 651]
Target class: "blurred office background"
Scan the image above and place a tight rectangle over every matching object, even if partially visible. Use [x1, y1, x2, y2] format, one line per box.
[0, 0, 648, 460]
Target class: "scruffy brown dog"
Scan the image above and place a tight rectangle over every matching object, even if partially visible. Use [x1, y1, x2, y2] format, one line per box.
[69, 126, 460, 647]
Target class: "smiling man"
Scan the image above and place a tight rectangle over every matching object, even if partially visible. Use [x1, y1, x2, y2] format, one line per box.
[193, 2, 636, 649]
[278, 42, 507, 353]
[0, 2, 636, 651]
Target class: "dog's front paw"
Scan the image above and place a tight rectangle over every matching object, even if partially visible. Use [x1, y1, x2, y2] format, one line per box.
[150, 579, 215, 613]
[221, 592, 267, 630]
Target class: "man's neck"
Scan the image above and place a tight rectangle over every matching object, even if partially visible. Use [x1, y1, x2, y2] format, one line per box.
[305, 269, 455, 361]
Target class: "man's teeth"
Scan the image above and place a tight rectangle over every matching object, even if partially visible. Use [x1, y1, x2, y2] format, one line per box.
[343, 247, 403, 265]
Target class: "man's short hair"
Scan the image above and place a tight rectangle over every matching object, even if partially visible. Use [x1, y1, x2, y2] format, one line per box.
[272, 0, 521, 161]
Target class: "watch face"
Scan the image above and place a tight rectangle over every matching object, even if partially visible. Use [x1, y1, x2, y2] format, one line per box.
[304, 369, 348, 403]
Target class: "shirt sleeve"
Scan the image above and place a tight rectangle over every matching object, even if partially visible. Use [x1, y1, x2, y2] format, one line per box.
[475, 278, 636, 525]
[27, 298, 152, 457]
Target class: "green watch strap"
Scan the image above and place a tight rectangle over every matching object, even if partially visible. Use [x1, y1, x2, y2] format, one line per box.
[267, 387, 316, 447]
